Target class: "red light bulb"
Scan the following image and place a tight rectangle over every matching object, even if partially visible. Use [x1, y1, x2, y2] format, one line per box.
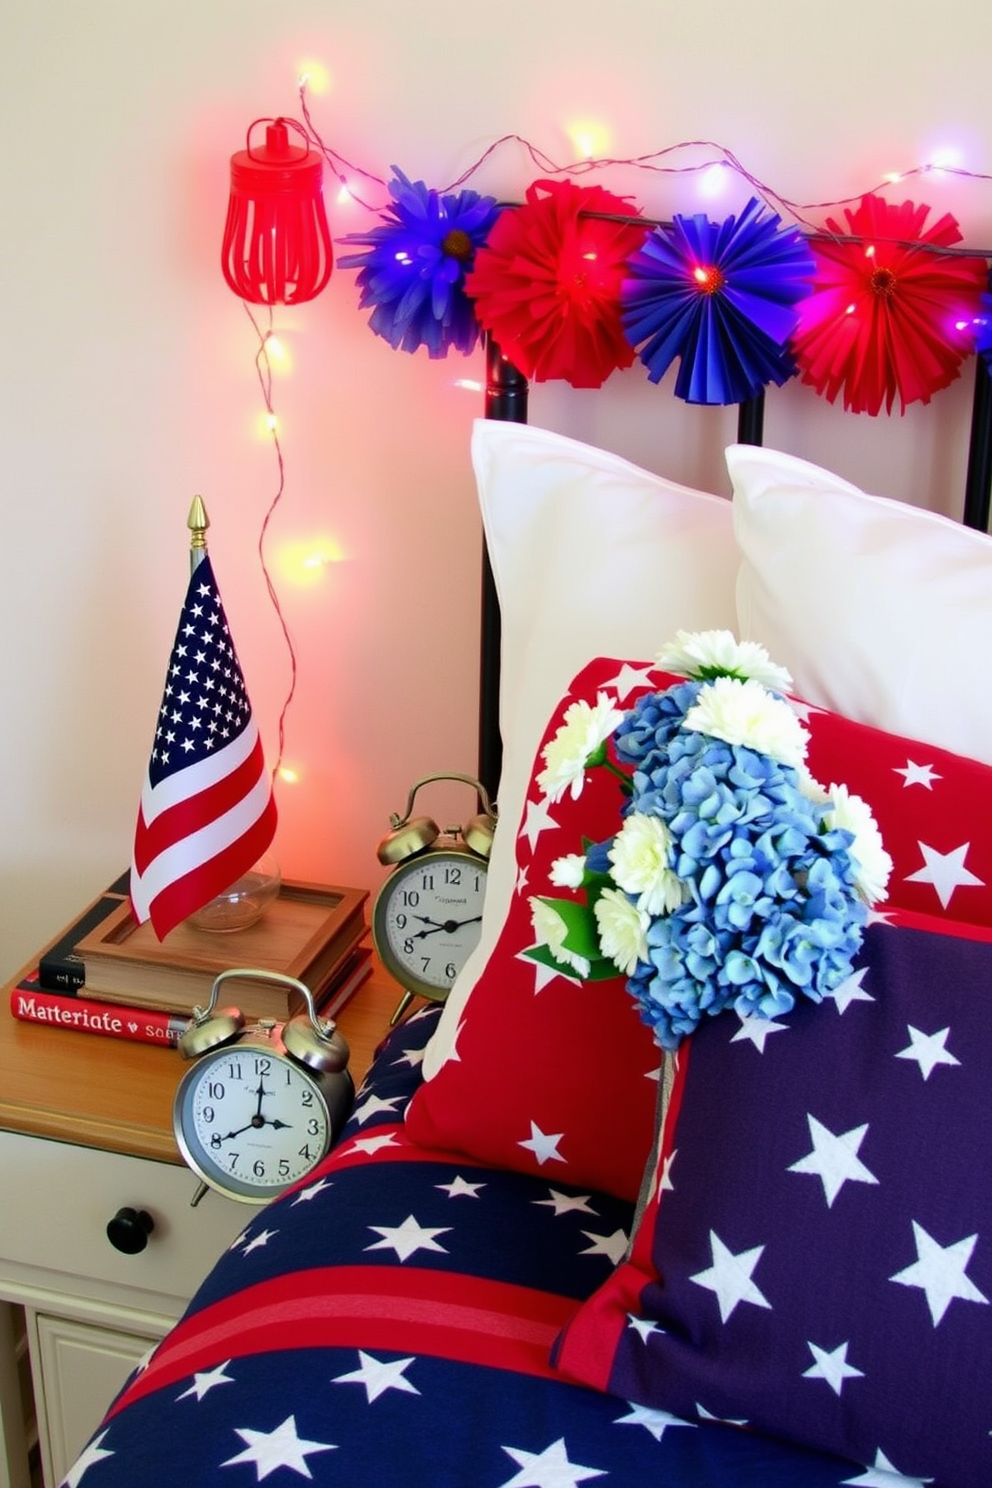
[221, 117, 332, 305]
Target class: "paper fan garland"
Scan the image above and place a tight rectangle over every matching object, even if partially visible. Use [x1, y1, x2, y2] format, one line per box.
[791, 194, 988, 416]
[465, 179, 648, 388]
[620, 196, 816, 405]
[336, 168, 500, 358]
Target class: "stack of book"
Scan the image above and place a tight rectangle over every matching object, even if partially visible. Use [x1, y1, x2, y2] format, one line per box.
[11, 873, 371, 1049]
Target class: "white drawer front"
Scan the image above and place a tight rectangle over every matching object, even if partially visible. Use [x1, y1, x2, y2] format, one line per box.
[0, 1131, 247, 1309]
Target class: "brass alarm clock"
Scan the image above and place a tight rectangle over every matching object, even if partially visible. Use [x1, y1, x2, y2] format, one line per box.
[173, 968, 353, 1204]
[371, 773, 497, 1024]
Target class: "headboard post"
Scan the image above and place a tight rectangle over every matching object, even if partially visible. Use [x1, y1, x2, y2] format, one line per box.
[478, 334, 529, 802]
[963, 358, 992, 533]
[736, 390, 766, 446]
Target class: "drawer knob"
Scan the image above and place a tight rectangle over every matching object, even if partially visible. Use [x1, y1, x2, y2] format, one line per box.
[106, 1207, 155, 1254]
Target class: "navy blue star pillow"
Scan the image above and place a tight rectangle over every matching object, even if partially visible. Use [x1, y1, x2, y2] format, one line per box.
[554, 909, 992, 1488]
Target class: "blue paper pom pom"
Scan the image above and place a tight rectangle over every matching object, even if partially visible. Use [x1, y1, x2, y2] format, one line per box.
[621, 196, 816, 404]
[337, 168, 500, 358]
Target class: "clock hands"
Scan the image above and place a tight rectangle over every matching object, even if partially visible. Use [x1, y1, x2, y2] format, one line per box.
[217, 1080, 294, 1141]
[410, 913, 484, 940]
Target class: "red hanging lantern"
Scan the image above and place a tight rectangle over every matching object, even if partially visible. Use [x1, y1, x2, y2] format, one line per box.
[221, 117, 332, 305]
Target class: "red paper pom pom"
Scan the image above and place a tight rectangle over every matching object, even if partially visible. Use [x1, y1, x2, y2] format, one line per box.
[465, 179, 647, 388]
[791, 194, 987, 416]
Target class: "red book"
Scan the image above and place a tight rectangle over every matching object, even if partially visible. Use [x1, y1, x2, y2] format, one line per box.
[11, 976, 190, 1047]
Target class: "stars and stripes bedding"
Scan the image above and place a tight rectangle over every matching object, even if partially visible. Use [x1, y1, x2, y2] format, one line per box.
[68, 1007, 882, 1488]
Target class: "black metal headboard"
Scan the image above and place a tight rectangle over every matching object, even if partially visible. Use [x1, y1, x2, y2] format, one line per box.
[476, 336, 992, 803]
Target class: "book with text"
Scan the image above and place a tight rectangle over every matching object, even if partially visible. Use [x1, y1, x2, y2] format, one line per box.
[11, 945, 373, 1049]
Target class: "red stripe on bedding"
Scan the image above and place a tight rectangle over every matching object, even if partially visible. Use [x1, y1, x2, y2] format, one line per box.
[107, 1266, 579, 1415]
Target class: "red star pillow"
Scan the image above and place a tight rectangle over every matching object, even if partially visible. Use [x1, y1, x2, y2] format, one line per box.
[405, 657, 992, 1200]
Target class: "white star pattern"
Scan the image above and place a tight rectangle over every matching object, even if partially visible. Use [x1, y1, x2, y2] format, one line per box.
[62, 1429, 113, 1486]
[659, 1148, 677, 1193]
[696, 1402, 749, 1427]
[895, 1025, 960, 1081]
[627, 1314, 662, 1342]
[904, 841, 984, 909]
[690, 1231, 772, 1322]
[518, 946, 582, 994]
[579, 1228, 629, 1264]
[894, 759, 941, 790]
[802, 1340, 864, 1395]
[730, 1012, 788, 1050]
[842, 1448, 934, 1484]
[332, 1350, 420, 1402]
[176, 1360, 235, 1401]
[515, 861, 531, 895]
[291, 1178, 333, 1205]
[442, 1018, 466, 1065]
[519, 796, 561, 852]
[600, 662, 657, 700]
[497, 1437, 606, 1487]
[221, 1414, 336, 1479]
[890, 1221, 989, 1325]
[365, 1214, 451, 1263]
[830, 966, 875, 1014]
[241, 1228, 278, 1255]
[788, 1115, 879, 1208]
[390, 1044, 426, 1069]
[351, 1093, 405, 1125]
[534, 1189, 597, 1216]
[614, 1401, 696, 1439]
[436, 1175, 486, 1198]
[348, 1131, 402, 1157]
[518, 1121, 566, 1165]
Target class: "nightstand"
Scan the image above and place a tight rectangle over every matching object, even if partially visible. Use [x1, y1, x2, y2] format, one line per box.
[0, 911, 401, 1488]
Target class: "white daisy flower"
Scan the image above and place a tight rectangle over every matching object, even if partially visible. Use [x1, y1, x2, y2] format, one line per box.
[656, 629, 793, 693]
[548, 853, 588, 889]
[682, 676, 809, 769]
[608, 813, 688, 916]
[536, 691, 626, 803]
[529, 897, 591, 977]
[594, 887, 650, 976]
[823, 784, 893, 904]
[797, 767, 830, 806]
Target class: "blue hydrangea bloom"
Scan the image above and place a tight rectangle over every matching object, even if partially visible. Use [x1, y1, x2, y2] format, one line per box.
[591, 678, 868, 1050]
[337, 168, 500, 358]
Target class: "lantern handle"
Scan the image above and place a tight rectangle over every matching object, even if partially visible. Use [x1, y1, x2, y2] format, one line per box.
[245, 116, 312, 163]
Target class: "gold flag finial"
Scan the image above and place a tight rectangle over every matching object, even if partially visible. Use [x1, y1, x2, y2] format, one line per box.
[187, 495, 209, 572]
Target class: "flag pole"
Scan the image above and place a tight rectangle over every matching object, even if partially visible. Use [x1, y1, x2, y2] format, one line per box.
[187, 495, 209, 573]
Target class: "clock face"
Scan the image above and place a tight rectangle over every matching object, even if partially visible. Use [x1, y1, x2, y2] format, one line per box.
[174, 1042, 331, 1203]
[373, 849, 488, 999]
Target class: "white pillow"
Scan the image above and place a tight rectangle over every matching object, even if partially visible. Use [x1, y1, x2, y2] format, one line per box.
[728, 442, 992, 765]
[422, 420, 739, 1076]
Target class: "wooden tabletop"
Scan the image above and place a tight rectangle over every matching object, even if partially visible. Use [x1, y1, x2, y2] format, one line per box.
[0, 926, 416, 1165]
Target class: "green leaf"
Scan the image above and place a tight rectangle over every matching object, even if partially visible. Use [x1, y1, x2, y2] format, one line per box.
[534, 896, 601, 958]
[521, 945, 622, 982]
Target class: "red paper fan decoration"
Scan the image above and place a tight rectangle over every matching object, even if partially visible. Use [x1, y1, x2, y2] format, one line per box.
[465, 179, 647, 388]
[791, 194, 987, 416]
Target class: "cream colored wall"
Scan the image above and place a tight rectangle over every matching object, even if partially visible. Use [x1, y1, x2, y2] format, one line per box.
[2, 0, 991, 978]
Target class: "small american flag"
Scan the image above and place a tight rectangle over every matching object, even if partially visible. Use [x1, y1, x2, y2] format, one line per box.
[130, 555, 277, 940]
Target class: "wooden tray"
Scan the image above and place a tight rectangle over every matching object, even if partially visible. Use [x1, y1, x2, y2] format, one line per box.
[76, 880, 368, 1017]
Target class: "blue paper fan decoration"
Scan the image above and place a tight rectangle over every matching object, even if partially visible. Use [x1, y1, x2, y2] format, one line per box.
[621, 196, 816, 404]
[338, 168, 500, 358]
